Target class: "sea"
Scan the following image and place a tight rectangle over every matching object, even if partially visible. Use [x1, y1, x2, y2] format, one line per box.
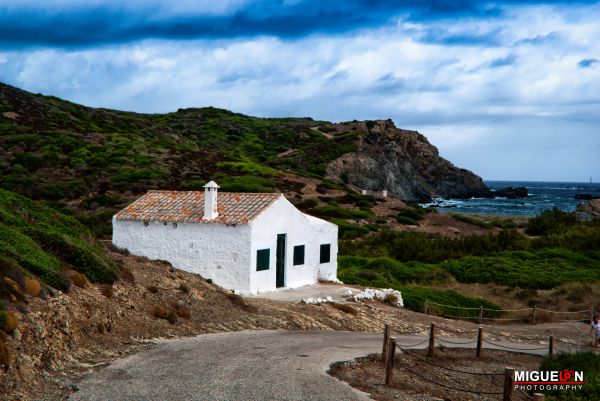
[421, 181, 600, 217]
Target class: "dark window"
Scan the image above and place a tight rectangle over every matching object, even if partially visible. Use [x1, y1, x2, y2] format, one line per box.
[256, 249, 270, 271]
[320, 244, 331, 264]
[293, 245, 305, 266]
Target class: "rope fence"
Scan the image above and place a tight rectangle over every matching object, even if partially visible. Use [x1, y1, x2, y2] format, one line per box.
[396, 343, 503, 376]
[380, 322, 592, 401]
[424, 299, 596, 325]
[482, 339, 549, 351]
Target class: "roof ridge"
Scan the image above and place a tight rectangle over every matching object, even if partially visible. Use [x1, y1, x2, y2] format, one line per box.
[146, 190, 280, 195]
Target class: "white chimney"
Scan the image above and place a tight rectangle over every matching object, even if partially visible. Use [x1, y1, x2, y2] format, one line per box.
[203, 181, 220, 220]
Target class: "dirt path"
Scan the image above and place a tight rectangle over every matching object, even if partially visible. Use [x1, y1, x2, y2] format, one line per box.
[310, 126, 335, 138]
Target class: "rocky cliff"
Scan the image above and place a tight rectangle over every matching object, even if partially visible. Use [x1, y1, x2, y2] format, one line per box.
[326, 120, 491, 202]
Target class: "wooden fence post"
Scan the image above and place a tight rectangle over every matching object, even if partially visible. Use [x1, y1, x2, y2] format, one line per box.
[503, 367, 515, 401]
[424, 300, 429, 315]
[479, 306, 483, 324]
[548, 335, 554, 357]
[476, 327, 483, 357]
[533, 393, 545, 401]
[385, 337, 396, 386]
[382, 324, 390, 362]
[532, 306, 537, 325]
[427, 323, 435, 357]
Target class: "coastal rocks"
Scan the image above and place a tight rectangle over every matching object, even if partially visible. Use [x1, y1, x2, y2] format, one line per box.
[325, 120, 491, 202]
[574, 193, 599, 200]
[492, 186, 528, 199]
[351, 288, 404, 307]
[576, 199, 600, 221]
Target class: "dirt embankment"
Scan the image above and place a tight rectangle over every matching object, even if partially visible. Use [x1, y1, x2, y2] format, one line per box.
[0, 247, 591, 400]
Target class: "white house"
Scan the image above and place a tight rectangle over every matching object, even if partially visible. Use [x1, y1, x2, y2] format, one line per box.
[112, 181, 338, 294]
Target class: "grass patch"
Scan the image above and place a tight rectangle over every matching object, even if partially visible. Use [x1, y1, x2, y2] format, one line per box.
[216, 160, 279, 177]
[338, 256, 451, 286]
[539, 352, 600, 400]
[452, 213, 517, 229]
[216, 175, 275, 192]
[310, 205, 372, 220]
[451, 213, 491, 228]
[330, 219, 374, 239]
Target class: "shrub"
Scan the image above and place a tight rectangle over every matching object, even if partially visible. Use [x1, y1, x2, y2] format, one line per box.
[147, 285, 159, 294]
[119, 267, 135, 282]
[176, 305, 191, 319]
[451, 213, 491, 228]
[0, 312, 18, 333]
[397, 207, 424, 222]
[356, 270, 378, 281]
[99, 284, 114, 298]
[96, 322, 107, 334]
[526, 208, 577, 236]
[396, 216, 419, 226]
[226, 292, 256, 311]
[179, 283, 190, 294]
[295, 198, 318, 210]
[539, 352, 600, 400]
[331, 303, 358, 315]
[384, 294, 398, 305]
[71, 272, 89, 288]
[310, 205, 372, 220]
[172, 303, 191, 319]
[152, 305, 177, 323]
[23, 278, 41, 297]
[331, 219, 370, 239]
[0, 339, 10, 368]
[400, 287, 501, 319]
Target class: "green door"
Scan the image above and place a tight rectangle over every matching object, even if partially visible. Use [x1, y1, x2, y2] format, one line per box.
[276, 234, 286, 288]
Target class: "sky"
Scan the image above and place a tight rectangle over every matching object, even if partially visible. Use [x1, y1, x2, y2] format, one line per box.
[0, 1, 599, 182]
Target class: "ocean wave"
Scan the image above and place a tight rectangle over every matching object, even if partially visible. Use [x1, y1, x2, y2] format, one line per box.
[419, 198, 464, 208]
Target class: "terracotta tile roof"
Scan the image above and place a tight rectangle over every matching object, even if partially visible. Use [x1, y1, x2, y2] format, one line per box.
[115, 190, 281, 225]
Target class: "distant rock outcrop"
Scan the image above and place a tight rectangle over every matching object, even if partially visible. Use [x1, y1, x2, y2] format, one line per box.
[325, 120, 491, 202]
[576, 199, 600, 221]
[574, 193, 599, 200]
[493, 186, 528, 199]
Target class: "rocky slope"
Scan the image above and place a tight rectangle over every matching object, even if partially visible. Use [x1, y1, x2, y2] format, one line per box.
[325, 120, 491, 202]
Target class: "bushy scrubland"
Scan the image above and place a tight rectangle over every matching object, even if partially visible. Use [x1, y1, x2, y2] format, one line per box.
[339, 210, 600, 313]
[0, 189, 115, 293]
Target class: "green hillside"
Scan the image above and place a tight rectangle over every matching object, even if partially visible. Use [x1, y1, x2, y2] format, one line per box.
[0, 82, 365, 236]
[0, 188, 115, 296]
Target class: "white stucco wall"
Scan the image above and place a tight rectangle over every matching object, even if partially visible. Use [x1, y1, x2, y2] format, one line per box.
[249, 196, 338, 294]
[112, 217, 252, 293]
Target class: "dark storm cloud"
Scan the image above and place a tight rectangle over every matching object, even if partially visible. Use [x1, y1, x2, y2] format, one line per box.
[0, 0, 596, 48]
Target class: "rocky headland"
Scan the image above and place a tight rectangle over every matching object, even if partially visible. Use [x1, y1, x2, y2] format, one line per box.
[325, 120, 491, 202]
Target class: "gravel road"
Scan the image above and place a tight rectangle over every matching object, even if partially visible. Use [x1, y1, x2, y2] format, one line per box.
[69, 329, 557, 401]
[70, 330, 382, 401]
